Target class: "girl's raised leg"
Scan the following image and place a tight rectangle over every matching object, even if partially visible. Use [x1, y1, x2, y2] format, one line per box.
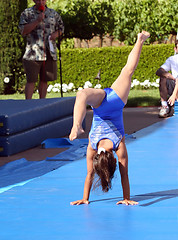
[111, 31, 150, 104]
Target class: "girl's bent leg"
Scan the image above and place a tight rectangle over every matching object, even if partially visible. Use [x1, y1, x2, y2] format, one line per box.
[69, 90, 87, 141]
[69, 88, 105, 141]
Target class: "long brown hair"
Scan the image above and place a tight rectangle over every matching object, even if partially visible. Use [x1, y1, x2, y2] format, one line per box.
[92, 151, 117, 192]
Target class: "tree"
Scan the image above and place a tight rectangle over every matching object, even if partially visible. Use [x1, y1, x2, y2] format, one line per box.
[136, 0, 160, 44]
[90, 0, 116, 47]
[60, 0, 94, 41]
[157, 0, 178, 43]
[0, 0, 27, 94]
[114, 0, 140, 45]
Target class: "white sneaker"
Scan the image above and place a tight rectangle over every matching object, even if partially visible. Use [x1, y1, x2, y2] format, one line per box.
[158, 106, 170, 118]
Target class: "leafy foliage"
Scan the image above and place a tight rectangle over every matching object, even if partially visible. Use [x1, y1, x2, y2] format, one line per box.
[0, 0, 27, 94]
[59, 0, 94, 39]
[89, 0, 116, 46]
[59, 44, 174, 88]
[158, 0, 178, 37]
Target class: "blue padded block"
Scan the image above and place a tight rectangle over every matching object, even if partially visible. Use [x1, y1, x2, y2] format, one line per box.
[174, 100, 178, 115]
[0, 116, 73, 156]
[0, 97, 75, 135]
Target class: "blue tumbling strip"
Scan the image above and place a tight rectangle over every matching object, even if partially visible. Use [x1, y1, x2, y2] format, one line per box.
[0, 116, 178, 240]
[0, 138, 88, 191]
[0, 158, 68, 191]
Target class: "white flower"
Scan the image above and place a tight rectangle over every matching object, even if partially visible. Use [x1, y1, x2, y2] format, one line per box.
[156, 78, 160, 84]
[47, 84, 53, 93]
[140, 80, 151, 88]
[151, 82, 159, 88]
[54, 83, 61, 88]
[78, 87, 83, 91]
[62, 83, 68, 93]
[68, 82, 74, 90]
[131, 79, 140, 88]
[94, 84, 101, 89]
[84, 81, 92, 88]
[4, 77, 10, 83]
[52, 87, 60, 93]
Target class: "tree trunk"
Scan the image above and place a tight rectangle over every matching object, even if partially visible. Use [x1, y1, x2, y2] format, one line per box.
[98, 34, 103, 47]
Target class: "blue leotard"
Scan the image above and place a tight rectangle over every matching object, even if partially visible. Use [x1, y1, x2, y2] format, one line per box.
[89, 88, 125, 151]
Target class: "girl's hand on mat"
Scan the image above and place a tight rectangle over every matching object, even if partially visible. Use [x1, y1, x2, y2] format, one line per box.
[116, 199, 139, 206]
[70, 199, 89, 205]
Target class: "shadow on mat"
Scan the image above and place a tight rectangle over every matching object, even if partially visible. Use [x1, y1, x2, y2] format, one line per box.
[90, 189, 178, 206]
[133, 189, 178, 206]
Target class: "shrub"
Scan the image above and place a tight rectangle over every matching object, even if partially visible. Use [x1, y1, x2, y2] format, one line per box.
[0, 0, 27, 94]
[58, 43, 174, 88]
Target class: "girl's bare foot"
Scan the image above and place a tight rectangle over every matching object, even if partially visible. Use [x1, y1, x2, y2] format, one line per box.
[137, 30, 150, 42]
[69, 126, 84, 141]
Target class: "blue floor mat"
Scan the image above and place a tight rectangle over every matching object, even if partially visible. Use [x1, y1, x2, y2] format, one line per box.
[0, 138, 88, 193]
[0, 116, 178, 240]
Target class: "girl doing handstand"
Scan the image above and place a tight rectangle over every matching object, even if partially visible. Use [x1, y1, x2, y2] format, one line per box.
[69, 31, 150, 205]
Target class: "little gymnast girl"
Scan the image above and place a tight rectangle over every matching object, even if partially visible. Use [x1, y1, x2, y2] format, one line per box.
[69, 31, 150, 205]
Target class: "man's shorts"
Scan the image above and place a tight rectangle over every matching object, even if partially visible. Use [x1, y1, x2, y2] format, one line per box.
[166, 78, 175, 96]
[23, 51, 57, 83]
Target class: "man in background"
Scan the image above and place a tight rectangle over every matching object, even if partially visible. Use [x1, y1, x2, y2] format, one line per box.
[19, 0, 64, 99]
[156, 40, 178, 117]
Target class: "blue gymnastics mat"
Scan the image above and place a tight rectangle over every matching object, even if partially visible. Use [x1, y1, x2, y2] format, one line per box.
[0, 116, 73, 156]
[0, 98, 75, 135]
[0, 116, 178, 240]
[0, 97, 76, 156]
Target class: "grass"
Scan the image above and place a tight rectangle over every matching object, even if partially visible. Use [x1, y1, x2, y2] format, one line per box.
[126, 89, 160, 107]
[0, 89, 160, 107]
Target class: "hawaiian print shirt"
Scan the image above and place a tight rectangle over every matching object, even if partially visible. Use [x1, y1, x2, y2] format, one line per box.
[19, 5, 64, 61]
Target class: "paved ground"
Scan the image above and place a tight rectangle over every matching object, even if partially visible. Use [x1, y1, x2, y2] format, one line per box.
[0, 107, 165, 167]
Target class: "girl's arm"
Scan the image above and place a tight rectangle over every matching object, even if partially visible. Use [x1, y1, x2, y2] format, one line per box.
[168, 78, 178, 106]
[115, 137, 138, 205]
[70, 143, 96, 205]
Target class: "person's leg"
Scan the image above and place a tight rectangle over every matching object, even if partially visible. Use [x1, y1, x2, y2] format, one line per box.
[39, 52, 57, 99]
[23, 59, 40, 99]
[111, 31, 150, 104]
[159, 76, 169, 103]
[25, 82, 35, 99]
[38, 81, 48, 98]
[69, 88, 105, 141]
[158, 78, 175, 117]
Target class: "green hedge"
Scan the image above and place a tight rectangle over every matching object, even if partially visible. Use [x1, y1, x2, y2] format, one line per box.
[58, 44, 174, 89]
[0, 0, 27, 94]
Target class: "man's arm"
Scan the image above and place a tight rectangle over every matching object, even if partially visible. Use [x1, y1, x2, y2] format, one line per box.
[21, 12, 44, 36]
[50, 30, 62, 41]
[168, 78, 178, 106]
[156, 67, 176, 81]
